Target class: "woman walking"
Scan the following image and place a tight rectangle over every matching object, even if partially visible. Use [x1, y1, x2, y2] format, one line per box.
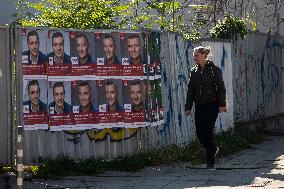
[185, 46, 227, 170]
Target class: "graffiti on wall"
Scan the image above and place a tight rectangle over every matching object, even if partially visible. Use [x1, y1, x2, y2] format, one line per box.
[233, 33, 284, 121]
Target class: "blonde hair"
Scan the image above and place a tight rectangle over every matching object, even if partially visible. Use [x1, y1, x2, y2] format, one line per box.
[193, 46, 211, 58]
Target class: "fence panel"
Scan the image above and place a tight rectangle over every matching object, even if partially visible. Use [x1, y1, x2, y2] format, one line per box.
[0, 26, 12, 164]
[232, 33, 284, 121]
[17, 28, 283, 163]
[19, 29, 235, 163]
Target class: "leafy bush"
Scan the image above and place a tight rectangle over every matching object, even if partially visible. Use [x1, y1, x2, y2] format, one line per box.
[210, 15, 248, 39]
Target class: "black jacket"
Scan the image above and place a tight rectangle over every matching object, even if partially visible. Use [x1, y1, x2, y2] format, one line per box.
[185, 60, 226, 111]
[22, 50, 48, 64]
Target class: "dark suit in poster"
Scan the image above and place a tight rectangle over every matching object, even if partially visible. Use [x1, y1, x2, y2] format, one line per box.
[48, 81, 75, 131]
[47, 31, 72, 80]
[122, 79, 147, 128]
[120, 32, 147, 80]
[23, 79, 48, 130]
[71, 80, 99, 130]
[94, 32, 122, 80]
[96, 79, 124, 128]
[21, 29, 48, 130]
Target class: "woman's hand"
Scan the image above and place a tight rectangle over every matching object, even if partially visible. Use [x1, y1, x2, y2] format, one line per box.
[219, 106, 227, 112]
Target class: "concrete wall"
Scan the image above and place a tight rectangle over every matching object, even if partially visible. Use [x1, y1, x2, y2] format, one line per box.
[232, 32, 284, 121]
[160, 33, 234, 147]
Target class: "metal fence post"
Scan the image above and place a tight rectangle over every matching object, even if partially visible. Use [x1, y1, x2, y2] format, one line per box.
[17, 125, 23, 189]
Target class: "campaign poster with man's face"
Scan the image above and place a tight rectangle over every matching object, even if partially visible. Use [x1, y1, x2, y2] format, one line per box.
[71, 80, 98, 130]
[70, 31, 95, 64]
[94, 32, 121, 65]
[47, 81, 74, 131]
[23, 79, 48, 130]
[21, 29, 48, 76]
[120, 32, 146, 65]
[69, 32, 96, 79]
[120, 32, 147, 80]
[94, 32, 122, 79]
[96, 79, 124, 128]
[47, 31, 72, 79]
[122, 79, 147, 128]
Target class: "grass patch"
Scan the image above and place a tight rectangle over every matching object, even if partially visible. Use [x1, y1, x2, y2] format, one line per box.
[31, 123, 265, 179]
[215, 122, 265, 156]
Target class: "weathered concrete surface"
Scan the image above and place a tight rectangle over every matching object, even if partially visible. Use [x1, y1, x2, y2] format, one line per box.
[2, 136, 284, 189]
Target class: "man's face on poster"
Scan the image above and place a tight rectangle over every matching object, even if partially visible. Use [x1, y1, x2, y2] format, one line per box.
[79, 85, 91, 108]
[28, 35, 39, 57]
[130, 84, 143, 106]
[103, 38, 116, 60]
[77, 36, 88, 59]
[52, 36, 64, 59]
[28, 84, 40, 107]
[53, 86, 65, 108]
[127, 37, 141, 59]
[105, 84, 117, 107]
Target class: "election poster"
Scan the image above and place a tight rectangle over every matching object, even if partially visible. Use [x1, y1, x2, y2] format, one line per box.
[21, 29, 48, 78]
[69, 31, 96, 80]
[120, 32, 147, 80]
[96, 79, 124, 129]
[94, 32, 122, 80]
[71, 80, 99, 130]
[22, 29, 164, 131]
[22, 29, 48, 130]
[48, 81, 75, 131]
[23, 79, 48, 130]
[147, 32, 164, 126]
[47, 30, 72, 81]
[122, 79, 147, 128]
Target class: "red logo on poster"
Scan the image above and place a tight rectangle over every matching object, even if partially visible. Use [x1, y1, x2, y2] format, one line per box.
[94, 32, 101, 40]
[123, 80, 128, 86]
[96, 80, 104, 87]
[22, 29, 26, 36]
[71, 80, 77, 87]
[70, 31, 76, 38]
[120, 32, 125, 40]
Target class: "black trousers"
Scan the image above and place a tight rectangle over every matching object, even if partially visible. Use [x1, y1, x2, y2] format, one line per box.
[195, 101, 219, 165]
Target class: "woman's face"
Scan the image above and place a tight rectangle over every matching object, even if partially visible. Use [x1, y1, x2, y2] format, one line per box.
[193, 51, 206, 65]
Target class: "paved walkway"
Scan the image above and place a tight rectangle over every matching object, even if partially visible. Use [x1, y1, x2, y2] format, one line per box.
[2, 136, 284, 189]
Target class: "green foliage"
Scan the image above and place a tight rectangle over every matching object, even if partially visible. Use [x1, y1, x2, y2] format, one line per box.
[16, 0, 183, 31]
[17, 0, 128, 29]
[16, 0, 200, 40]
[244, 13, 257, 31]
[30, 123, 265, 179]
[182, 5, 208, 40]
[210, 15, 248, 39]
